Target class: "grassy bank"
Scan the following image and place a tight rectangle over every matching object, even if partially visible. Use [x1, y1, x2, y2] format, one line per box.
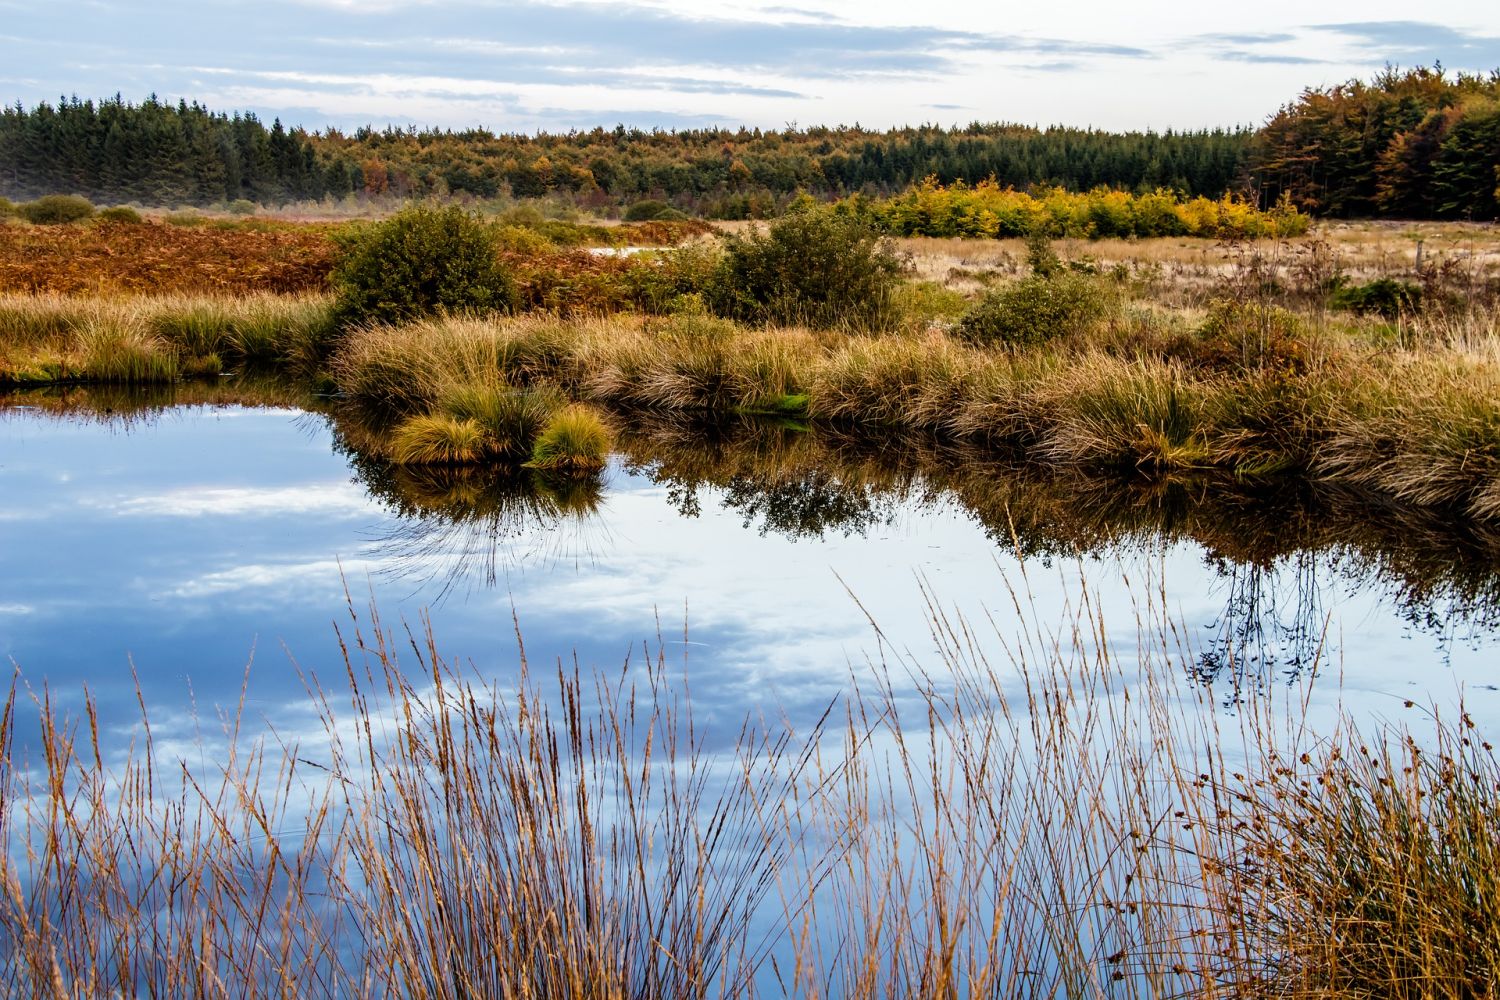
[0, 293, 338, 385]
[4, 218, 1500, 518]
[0, 590, 1495, 997]
[5, 291, 1500, 522]
[323, 308, 1500, 522]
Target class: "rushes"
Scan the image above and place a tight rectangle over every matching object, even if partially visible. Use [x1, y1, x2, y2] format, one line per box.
[0, 585, 1498, 996]
[1202, 704, 1500, 998]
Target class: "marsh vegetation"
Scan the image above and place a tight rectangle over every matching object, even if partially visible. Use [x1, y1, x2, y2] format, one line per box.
[3, 105, 1500, 993]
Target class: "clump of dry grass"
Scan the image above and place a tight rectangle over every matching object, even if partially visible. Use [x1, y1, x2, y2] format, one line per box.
[1316, 353, 1500, 519]
[388, 414, 488, 465]
[805, 334, 975, 429]
[527, 403, 613, 471]
[1029, 354, 1217, 471]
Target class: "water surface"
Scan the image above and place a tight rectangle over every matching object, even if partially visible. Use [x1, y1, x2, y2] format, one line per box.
[3, 397, 1499, 755]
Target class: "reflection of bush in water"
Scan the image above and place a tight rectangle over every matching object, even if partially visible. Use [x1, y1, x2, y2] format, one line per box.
[719, 472, 889, 539]
[612, 413, 1500, 645]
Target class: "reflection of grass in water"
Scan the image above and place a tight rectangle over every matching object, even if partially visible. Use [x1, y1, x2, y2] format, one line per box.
[612, 412, 1500, 644]
[360, 460, 608, 598]
[2, 586, 1497, 997]
[0, 377, 324, 426]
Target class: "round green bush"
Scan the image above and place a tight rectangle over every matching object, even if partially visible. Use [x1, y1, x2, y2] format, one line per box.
[97, 206, 144, 224]
[332, 205, 517, 328]
[955, 272, 1117, 348]
[227, 199, 258, 216]
[20, 194, 96, 225]
[706, 205, 906, 331]
[1330, 277, 1422, 318]
[623, 199, 673, 222]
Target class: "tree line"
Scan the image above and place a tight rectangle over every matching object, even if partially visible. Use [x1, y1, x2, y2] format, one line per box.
[0, 95, 358, 205]
[2, 66, 1498, 218]
[1251, 65, 1500, 219]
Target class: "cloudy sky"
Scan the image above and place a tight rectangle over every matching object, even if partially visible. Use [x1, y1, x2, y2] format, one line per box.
[4, 0, 1500, 134]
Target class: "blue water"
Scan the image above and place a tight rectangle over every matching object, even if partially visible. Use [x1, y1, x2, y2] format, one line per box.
[2, 402, 1498, 755]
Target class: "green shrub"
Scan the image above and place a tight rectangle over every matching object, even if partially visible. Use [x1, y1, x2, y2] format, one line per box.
[1023, 233, 1064, 278]
[1331, 277, 1423, 318]
[97, 206, 143, 224]
[955, 272, 1116, 348]
[19, 194, 96, 225]
[0, 196, 15, 218]
[332, 205, 516, 328]
[623, 199, 673, 222]
[706, 205, 906, 331]
[227, 199, 258, 216]
[1184, 300, 1309, 373]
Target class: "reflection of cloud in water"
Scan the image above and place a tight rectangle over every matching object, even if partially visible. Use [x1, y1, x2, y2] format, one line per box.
[94, 483, 374, 519]
[166, 556, 385, 600]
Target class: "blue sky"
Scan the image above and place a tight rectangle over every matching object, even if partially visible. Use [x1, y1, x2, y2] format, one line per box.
[4, 1, 1499, 133]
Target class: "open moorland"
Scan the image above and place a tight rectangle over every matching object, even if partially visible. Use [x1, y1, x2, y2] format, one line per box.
[4, 63, 1500, 998]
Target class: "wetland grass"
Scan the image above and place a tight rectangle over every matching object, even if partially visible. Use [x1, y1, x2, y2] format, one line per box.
[326, 311, 1500, 523]
[3, 221, 1500, 520]
[526, 404, 613, 471]
[0, 293, 335, 386]
[2, 588, 1497, 997]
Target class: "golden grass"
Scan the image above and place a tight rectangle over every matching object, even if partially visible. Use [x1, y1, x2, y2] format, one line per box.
[387, 414, 488, 465]
[527, 403, 612, 471]
[324, 308, 1500, 519]
[0, 293, 335, 386]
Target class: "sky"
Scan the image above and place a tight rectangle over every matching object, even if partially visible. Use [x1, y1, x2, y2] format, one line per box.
[3, 0, 1500, 135]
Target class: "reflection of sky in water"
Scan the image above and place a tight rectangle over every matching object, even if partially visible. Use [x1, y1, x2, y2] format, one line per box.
[3, 404, 1499, 758]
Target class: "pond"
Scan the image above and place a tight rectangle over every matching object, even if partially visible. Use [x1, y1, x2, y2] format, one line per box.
[3, 388, 1498, 751]
[6, 385, 1500, 995]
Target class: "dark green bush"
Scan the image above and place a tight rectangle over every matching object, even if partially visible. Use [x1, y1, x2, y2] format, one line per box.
[0, 196, 14, 218]
[706, 205, 906, 331]
[1330, 277, 1422, 318]
[19, 194, 96, 224]
[955, 272, 1116, 347]
[97, 206, 144, 224]
[624, 199, 673, 222]
[332, 205, 516, 328]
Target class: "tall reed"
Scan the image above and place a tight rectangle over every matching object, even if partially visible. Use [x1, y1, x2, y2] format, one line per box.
[2, 579, 1495, 997]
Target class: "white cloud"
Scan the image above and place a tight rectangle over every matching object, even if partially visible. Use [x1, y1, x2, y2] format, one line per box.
[95, 483, 375, 519]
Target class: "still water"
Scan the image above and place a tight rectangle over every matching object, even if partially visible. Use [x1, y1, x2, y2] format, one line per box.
[2, 397, 1499, 753]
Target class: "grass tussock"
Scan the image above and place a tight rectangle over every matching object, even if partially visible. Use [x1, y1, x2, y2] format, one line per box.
[527, 403, 612, 471]
[1317, 355, 1500, 520]
[445, 381, 559, 452]
[388, 414, 488, 465]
